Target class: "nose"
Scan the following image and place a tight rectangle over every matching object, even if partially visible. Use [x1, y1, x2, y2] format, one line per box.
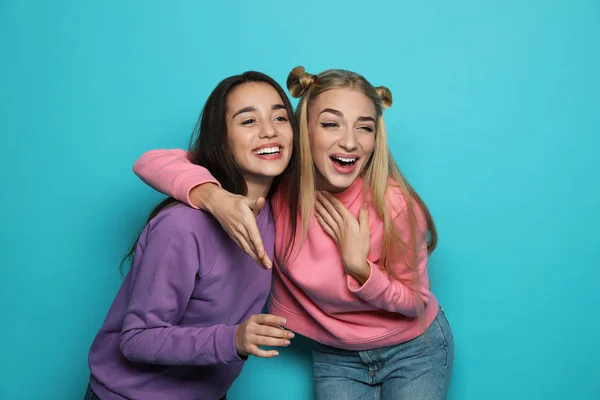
[259, 120, 278, 139]
[338, 127, 358, 151]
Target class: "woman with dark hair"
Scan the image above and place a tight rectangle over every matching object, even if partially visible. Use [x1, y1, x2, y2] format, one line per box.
[84, 71, 299, 400]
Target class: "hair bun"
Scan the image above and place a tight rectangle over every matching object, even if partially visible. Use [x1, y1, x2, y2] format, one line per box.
[287, 66, 316, 98]
[374, 86, 393, 109]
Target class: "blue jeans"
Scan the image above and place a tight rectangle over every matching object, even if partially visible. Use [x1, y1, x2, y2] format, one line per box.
[312, 307, 454, 400]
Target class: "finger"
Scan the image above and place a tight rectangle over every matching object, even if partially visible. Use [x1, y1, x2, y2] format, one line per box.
[316, 192, 344, 225]
[260, 252, 273, 270]
[256, 314, 288, 327]
[241, 221, 272, 269]
[321, 191, 353, 220]
[253, 335, 291, 347]
[315, 204, 340, 239]
[251, 347, 280, 358]
[234, 234, 261, 265]
[359, 204, 369, 228]
[254, 324, 295, 339]
[246, 225, 273, 269]
[315, 213, 337, 240]
[315, 199, 340, 235]
[251, 197, 266, 216]
[359, 204, 371, 242]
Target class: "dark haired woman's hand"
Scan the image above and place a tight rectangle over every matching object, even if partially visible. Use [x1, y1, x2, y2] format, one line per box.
[315, 191, 371, 284]
[190, 184, 272, 269]
[235, 314, 294, 358]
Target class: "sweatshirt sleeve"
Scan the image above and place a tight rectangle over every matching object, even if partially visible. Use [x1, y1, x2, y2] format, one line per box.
[347, 193, 431, 317]
[119, 214, 243, 366]
[132, 149, 221, 209]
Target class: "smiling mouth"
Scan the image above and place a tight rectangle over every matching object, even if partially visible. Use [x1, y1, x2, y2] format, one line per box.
[253, 146, 281, 156]
[330, 155, 357, 167]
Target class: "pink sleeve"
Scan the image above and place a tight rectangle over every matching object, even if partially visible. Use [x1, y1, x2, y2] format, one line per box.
[347, 193, 431, 317]
[132, 149, 221, 209]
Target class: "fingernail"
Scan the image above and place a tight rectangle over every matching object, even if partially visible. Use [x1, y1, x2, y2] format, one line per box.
[281, 318, 287, 325]
[288, 332, 295, 338]
[274, 351, 279, 356]
[284, 340, 291, 345]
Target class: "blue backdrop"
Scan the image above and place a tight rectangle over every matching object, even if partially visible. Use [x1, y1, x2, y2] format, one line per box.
[1, 1, 599, 399]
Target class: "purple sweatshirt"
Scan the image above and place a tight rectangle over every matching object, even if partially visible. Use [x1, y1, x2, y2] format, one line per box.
[88, 202, 274, 400]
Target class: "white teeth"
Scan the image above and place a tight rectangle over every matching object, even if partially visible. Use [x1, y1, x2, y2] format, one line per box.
[254, 146, 280, 155]
[333, 156, 356, 163]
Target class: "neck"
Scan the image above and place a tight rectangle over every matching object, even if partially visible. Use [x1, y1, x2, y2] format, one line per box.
[244, 174, 273, 200]
[315, 170, 343, 193]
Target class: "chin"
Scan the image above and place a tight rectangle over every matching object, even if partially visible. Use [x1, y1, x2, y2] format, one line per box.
[320, 173, 357, 192]
[317, 159, 365, 192]
[248, 158, 290, 177]
[253, 166, 287, 179]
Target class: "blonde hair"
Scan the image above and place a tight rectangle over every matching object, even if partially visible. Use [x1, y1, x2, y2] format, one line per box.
[287, 66, 438, 315]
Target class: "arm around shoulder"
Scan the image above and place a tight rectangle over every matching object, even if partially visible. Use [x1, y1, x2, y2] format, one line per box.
[132, 148, 222, 209]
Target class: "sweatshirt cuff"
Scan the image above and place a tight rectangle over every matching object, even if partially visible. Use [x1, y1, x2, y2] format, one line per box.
[174, 174, 221, 210]
[216, 325, 245, 364]
[347, 260, 387, 300]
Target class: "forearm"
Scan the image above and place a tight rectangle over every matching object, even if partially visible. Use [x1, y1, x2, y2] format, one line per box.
[132, 149, 221, 208]
[347, 261, 429, 317]
[120, 324, 242, 366]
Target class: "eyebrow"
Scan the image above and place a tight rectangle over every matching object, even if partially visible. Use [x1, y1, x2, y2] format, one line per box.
[357, 116, 375, 122]
[232, 104, 286, 119]
[319, 108, 343, 117]
[319, 108, 375, 122]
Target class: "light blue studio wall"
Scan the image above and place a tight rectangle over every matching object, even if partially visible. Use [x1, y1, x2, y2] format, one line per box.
[1, 1, 599, 399]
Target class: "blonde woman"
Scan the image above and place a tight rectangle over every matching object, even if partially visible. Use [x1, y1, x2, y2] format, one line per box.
[131, 67, 454, 399]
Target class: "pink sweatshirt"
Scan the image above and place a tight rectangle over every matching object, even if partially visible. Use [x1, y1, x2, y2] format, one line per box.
[133, 149, 439, 351]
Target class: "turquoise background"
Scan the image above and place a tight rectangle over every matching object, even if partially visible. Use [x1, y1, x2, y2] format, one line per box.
[1, 1, 599, 399]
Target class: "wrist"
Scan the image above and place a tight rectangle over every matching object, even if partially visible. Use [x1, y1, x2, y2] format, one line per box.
[233, 325, 249, 358]
[346, 261, 371, 285]
[189, 183, 221, 212]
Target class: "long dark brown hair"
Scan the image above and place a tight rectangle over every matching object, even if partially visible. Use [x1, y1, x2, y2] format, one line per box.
[121, 71, 301, 272]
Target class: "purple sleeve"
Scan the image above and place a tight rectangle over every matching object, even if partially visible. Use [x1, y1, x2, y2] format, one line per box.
[119, 215, 243, 366]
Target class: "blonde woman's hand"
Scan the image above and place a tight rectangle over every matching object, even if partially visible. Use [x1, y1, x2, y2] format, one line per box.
[190, 184, 272, 269]
[315, 191, 371, 284]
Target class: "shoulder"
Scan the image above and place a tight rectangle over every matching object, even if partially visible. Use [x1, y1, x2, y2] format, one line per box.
[256, 200, 275, 228]
[145, 202, 226, 243]
[383, 181, 409, 215]
[384, 181, 426, 221]
[139, 203, 230, 273]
